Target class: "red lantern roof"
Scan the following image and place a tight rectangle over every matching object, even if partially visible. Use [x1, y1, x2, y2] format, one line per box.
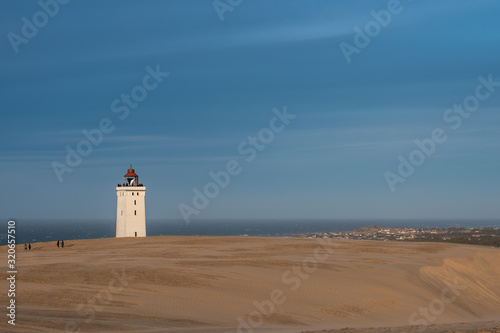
[124, 165, 138, 177]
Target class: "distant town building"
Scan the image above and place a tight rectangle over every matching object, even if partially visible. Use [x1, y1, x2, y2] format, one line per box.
[116, 165, 146, 238]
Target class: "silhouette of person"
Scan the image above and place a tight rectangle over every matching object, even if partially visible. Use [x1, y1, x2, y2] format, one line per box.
[57, 240, 60, 248]
[24, 244, 27, 250]
[61, 240, 64, 248]
[29, 243, 31, 250]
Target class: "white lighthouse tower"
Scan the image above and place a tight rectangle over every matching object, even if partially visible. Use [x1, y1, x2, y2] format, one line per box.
[116, 165, 146, 238]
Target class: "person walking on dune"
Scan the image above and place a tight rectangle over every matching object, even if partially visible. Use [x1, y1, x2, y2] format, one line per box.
[24, 244, 27, 250]
[61, 240, 64, 248]
[28, 243, 31, 250]
[57, 240, 59, 248]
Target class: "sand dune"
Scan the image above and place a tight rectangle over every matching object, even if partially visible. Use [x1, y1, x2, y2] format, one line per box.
[1, 237, 499, 332]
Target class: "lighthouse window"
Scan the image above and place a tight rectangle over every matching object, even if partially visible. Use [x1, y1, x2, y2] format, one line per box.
[137, 192, 139, 196]
[134, 200, 136, 205]
[134, 210, 137, 215]
[132, 192, 134, 196]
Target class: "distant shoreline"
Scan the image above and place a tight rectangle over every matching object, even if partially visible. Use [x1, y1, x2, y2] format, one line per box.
[3, 219, 499, 246]
[293, 226, 500, 247]
[6, 225, 500, 249]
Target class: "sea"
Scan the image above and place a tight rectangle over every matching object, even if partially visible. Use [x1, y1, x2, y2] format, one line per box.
[1, 218, 498, 246]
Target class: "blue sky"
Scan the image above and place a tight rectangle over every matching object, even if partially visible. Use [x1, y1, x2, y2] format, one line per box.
[1, 0, 499, 221]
